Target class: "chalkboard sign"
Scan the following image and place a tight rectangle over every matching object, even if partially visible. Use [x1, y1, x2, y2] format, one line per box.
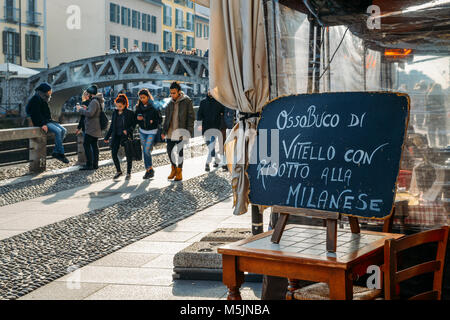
[247, 92, 410, 220]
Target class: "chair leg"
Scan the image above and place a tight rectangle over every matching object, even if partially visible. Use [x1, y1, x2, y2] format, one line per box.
[286, 279, 300, 300]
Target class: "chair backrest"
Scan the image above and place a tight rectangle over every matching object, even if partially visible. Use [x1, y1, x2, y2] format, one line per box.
[384, 226, 449, 300]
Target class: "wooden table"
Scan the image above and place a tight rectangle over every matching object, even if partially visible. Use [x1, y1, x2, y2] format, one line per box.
[218, 224, 404, 300]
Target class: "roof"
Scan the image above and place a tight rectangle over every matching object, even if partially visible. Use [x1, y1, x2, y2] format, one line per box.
[0, 63, 40, 78]
[279, 0, 450, 55]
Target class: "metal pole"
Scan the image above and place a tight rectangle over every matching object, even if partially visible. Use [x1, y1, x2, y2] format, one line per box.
[6, 63, 10, 112]
[314, 24, 321, 93]
[19, 0, 22, 66]
[307, 17, 315, 94]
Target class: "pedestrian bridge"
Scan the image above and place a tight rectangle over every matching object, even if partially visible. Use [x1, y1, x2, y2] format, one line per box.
[26, 52, 209, 115]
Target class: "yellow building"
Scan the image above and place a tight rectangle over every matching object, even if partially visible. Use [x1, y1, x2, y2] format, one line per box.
[1, 0, 46, 69]
[161, 0, 195, 51]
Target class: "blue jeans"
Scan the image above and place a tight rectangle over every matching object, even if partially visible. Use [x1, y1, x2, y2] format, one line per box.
[206, 136, 219, 164]
[46, 122, 67, 155]
[140, 131, 156, 169]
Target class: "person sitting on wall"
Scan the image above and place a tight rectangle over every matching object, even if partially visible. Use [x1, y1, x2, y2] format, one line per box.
[26, 82, 69, 164]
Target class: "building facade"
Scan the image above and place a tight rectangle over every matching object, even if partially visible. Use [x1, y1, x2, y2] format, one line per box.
[194, 11, 208, 57]
[161, 0, 195, 52]
[1, 0, 46, 69]
[47, 0, 162, 68]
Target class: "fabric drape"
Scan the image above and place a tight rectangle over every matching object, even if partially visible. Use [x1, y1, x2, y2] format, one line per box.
[209, 0, 270, 215]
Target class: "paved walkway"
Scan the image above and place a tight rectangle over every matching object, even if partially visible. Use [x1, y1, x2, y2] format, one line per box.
[0, 154, 208, 240]
[18, 199, 270, 300]
[0, 151, 270, 300]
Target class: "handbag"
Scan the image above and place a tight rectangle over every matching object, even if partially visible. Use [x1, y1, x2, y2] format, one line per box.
[124, 137, 142, 161]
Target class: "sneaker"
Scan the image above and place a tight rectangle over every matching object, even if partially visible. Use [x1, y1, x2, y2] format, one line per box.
[205, 164, 210, 172]
[143, 169, 155, 180]
[53, 153, 69, 164]
[93, 163, 99, 170]
[213, 162, 219, 168]
[113, 172, 123, 179]
[222, 165, 229, 172]
[61, 156, 70, 164]
[125, 174, 132, 180]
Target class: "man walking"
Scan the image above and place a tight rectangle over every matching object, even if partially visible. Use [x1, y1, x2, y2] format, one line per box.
[161, 82, 195, 181]
[197, 92, 224, 172]
[26, 82, 69, 164]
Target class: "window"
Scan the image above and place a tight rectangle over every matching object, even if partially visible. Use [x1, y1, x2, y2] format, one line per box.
[163, 5, 172, 27]
[186, 36, 194, 50]
[175, 33, 184, 51]
[124, 38, 128, 51]
[186, 0, 194, 9]
[142, 42, 159, 52]
[142, 14, 152, 32]
[186, 13, 194, 31]
[142, 13, 148, 31]
[132, 10, 140, 29]
[110, 3, 120, 23]
[163, 31, 172, 51]
[151, 16, 157, 33]
[25, 33, 40, 62]
[2, 30, 20, 63]
[175, 9, 183, 28]
[196, 23, 202, 38]
[121, 7, 131, 26]
[110, 35, 120, 50]
[134, 40, 139, 46]
[204, 25, 209, 39]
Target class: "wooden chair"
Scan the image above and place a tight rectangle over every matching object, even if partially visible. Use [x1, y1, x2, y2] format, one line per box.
[384, 225, 449, 300]
[291, 226, 449, 300]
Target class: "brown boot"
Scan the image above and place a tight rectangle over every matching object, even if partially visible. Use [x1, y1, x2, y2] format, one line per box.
[168, 165, 176, 180]
[174, 168, 183, 181]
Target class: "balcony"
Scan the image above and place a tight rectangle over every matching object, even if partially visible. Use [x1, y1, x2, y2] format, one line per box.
[175, 21, 194, 33]
[3, 6, 20, 23]
[27, 11, 43, 26]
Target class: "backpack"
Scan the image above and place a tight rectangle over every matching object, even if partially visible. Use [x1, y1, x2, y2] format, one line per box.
[99, 106, 109, 130]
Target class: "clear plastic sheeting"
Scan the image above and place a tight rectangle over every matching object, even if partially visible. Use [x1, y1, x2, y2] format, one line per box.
[265, 0, 449, 231]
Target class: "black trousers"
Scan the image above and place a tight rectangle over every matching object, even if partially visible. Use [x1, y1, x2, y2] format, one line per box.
[167, 139, 184, 168]
[83, 134, 99, 168]
[111, 136, 132, 174]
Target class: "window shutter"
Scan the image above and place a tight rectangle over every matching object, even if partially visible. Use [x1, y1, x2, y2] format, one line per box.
[25, 34, 30, 60]
[2, 31, 8, 54]
[14, 32, 20, 56]
[36, 35, 41, 61]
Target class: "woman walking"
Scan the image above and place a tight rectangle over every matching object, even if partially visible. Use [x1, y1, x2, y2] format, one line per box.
[76, 85, 104, 170]
[135, 89, 162, 179]
[104, 94, 136, 180]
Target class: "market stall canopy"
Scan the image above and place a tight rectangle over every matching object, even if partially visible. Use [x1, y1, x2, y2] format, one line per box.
[279, 0, 450, 55]
[0, 63, 39, 78]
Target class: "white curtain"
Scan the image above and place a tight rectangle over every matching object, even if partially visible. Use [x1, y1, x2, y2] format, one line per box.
[209, 0, 270, 215]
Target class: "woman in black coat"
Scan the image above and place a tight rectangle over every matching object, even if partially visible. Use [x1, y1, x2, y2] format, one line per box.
[104, 94, 136, 180]
[135, 89, 162, 179]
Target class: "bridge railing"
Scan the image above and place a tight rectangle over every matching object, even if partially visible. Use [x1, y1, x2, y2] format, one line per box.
[0, 123, 102, 173]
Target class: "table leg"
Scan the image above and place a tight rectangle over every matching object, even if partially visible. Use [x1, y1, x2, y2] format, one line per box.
[329, 270, 353, 300]
[222, 255, 245, 300]
[326, 219, 338, 253]
[286, 279, 300, 300]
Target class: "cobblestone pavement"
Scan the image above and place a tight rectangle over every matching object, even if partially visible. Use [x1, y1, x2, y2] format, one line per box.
[0, 144, 208, 207]
[0, 143, 168, 181]
[0, 170, 232, 300]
